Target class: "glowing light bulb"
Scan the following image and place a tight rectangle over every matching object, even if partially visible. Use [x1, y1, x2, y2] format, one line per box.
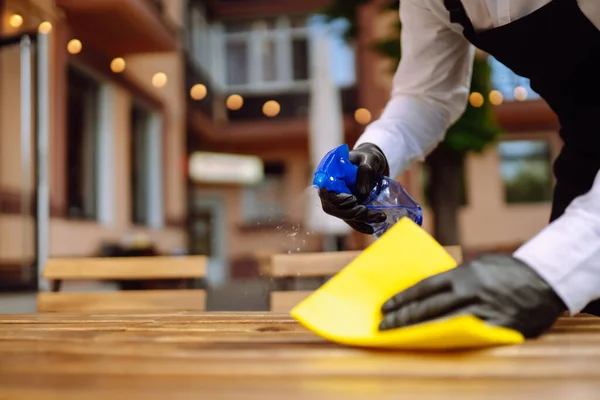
[263, 100, 281, 117]
[9, 14, 23, 28]
[489, 90, 504, 106]
[110, 57, 126, 73]
[152, 72, 167, 88]
[67, 39, 82, 54]
[190, 84, 207, 100]
[469, 92, 484, 108]
[226, 94, 243, 110]
[354, 108, 372, 125]
[38, 21, 52, 34]
[514, 86, 528, 102]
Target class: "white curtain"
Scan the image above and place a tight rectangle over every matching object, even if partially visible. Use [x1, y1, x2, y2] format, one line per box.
[304, 31, 350, 235]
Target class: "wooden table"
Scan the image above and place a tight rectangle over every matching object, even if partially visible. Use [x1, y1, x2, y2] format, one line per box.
[0, 312, 599, 399]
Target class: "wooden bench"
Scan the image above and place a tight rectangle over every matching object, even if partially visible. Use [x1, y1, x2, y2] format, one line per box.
[264, 247, 463, 313]
[37, 256, 208, 313]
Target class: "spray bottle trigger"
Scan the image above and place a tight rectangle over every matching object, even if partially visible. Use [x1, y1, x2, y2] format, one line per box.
[312, 144, 359, 195]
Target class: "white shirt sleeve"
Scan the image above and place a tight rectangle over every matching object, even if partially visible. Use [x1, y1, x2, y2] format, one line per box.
[514, 170, 600, 315]
[354, 0, 475, 177]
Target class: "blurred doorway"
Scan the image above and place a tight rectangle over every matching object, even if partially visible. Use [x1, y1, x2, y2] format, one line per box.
[189, 194, 227, 287]
[190, 209, 213, 257]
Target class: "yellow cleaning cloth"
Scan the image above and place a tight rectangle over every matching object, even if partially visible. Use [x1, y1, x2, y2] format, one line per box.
[291, 219, 524, 350]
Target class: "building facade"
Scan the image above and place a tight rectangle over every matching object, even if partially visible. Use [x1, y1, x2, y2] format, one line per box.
[0, 0, 189, 290]
[0, 0, 561, 293]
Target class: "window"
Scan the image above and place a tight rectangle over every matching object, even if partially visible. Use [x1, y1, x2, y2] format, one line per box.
[216, 15, 356, 93]
[499, 140, 553, 204]
[222, 16, 310, 91]
[129, 100, 163, 228]
[66, 66, 100, 219]
[489, 56, 540, 101]
[130, 101, 151, 225]
[188, 2, 212, 74]
[242, 162, 286, 223]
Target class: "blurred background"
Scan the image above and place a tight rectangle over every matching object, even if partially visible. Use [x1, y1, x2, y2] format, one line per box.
[0, 0, 559, 312]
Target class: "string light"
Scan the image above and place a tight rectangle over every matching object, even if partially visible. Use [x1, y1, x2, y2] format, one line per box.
[110, 57, 126, 73]
[469, 92, 484, 108]
[514, 86, 528, 102]
[152, 72, 167, 88]
[354, 108, 372, 125]
[226, 94, 243, 110]
[190, 84, 207, 100]
[489, 90, 504, 106]
[8, 14, 23, 28]
[38, 21, 52, 34]
[263, 100, 280, 117]
[67, 39, 82, 54]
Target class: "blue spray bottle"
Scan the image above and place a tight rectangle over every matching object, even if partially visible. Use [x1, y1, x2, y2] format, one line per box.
[313, 144, 423, 238]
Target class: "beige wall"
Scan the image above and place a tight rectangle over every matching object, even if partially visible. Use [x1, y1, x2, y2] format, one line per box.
[163, 0, 185, 27]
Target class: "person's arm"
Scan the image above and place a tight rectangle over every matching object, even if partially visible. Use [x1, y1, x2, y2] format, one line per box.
[514, 170, 600, 315]
[354, 0, 475, 177]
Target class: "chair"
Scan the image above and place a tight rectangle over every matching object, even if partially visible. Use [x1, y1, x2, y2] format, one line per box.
[263, 247, 463, 313]
[37, 256, 207, 312]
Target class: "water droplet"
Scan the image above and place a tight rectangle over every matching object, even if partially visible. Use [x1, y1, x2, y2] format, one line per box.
[296, 247, 300, 252]
[287, 250, 292, 254]
[289, 232, 298, 237]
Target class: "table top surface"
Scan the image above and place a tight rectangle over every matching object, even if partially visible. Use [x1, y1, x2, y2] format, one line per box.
[0, 312, 599, 399]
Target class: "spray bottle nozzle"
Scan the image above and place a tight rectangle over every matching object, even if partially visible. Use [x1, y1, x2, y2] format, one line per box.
[312, 144, 359, 195]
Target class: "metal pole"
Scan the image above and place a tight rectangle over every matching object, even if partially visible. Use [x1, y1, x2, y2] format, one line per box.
[36, 31, 50, 291]
[20, 35, 33, 286]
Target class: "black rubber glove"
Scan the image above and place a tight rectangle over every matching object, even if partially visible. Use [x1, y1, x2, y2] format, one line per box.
[379, 254, 566, 339]
[318, 143, 390, 235]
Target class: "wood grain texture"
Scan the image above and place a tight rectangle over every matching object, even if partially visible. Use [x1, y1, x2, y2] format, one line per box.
[270, 291, 313, 313]
[0, 312, 598, 399]
[43, 256, 207, 280]
[36, 290, 206, 312]
[263, 247, 463, 278]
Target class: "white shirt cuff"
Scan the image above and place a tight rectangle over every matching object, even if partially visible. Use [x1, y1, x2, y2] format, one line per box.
[513, 208, 600, 315]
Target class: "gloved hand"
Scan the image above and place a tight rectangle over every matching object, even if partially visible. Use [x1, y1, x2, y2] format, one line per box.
[318, 143, 390, 235]
[378, 254, 566, 339]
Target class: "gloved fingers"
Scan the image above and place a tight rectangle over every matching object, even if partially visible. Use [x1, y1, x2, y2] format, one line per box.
[345, 220, 374, 235]
[378, 291, 471, 331]
[356, 163, 377, 198]
[325, 205, 385, 224]
[349, 204, 387, 224]
[381, 272, 452, 313]
[321, 201, 363, 220]
[319, 189, 386, 223]
[348, 150, 367, 167]
[318, 189, 357, 208]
